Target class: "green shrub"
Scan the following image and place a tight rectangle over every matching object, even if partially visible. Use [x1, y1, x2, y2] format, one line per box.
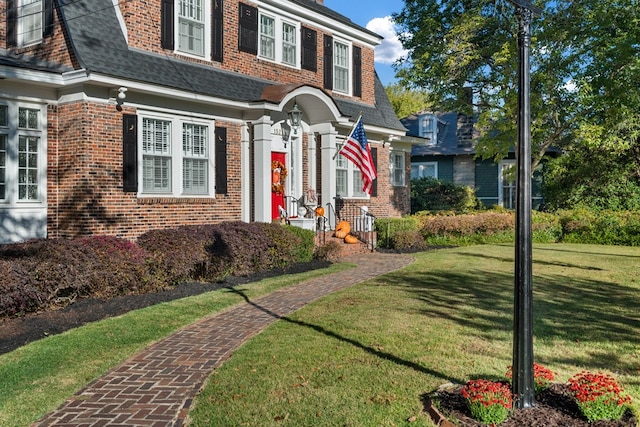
[374, 217, 419, 249]
[281, 224, 315, 263]
[558, 209, 640, 246]
[313, 240, 342, 262]
[390, 230, 428, 252]
[411, 177, 479, 213]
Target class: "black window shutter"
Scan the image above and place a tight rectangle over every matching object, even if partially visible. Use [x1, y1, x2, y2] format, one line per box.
[301, 26, 317, 72]
[211, 0, 223, 62]
[370, 147, 378, 197]
[43, 0, 54, 37]
[352, 46, 362, 98]
[7, 0, 16, 47]
[238, 3, 258, 55]
[122, 114, 138, 193]
[323, 35, 333, 90]
[215, 126, 228, 195]
[161, 0, 174, 50]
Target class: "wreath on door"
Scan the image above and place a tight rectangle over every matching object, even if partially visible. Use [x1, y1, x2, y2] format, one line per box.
[271, 160, 288, 195]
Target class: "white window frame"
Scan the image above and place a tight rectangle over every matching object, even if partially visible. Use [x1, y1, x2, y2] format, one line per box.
[176, 0, 210, 58]
[411, 161, 438, 180]
[0, 101, 46, 205]
[139, 112, 215, 198]
[333, 39, 351, 94]
[18, 0, 43, 47]
[258, 11, 299, 67]
[390, 151, 406, 187]
[421, 114, 438, 144]
[499, 160, 516, 209]
[336, 142, 368, 199]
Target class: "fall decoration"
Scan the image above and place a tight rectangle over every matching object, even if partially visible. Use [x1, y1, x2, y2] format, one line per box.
[461, 379, 513, 425]
[334, 229, 348, 239]
[335, 220, 351, 234]
[344, 234, 358, 244]
[315, 206, 325, 217]
[568, 371, 632, 422]
[271, 160, 287, 195]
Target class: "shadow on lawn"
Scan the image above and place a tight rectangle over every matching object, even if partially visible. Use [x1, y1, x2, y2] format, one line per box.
[227, 287, 466, 386]
[379, 250, 640, 376]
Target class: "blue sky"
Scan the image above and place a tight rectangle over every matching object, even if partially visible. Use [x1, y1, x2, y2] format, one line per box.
[323, 0, 407, 86]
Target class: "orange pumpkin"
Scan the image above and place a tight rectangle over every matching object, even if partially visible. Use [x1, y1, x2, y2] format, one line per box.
[335, 229, 348, 239]
[315, 206, 325, 217]
[344, 234, 358, 244]
[335, 220, 351, 234]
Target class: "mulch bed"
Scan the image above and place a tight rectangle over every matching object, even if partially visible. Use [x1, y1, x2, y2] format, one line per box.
[0, 259, 331, 355]
[427, 383, 637, 426]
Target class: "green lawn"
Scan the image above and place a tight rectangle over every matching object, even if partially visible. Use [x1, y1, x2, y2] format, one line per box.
[2, 244, 639, 427]
[187, 243, 640, 426]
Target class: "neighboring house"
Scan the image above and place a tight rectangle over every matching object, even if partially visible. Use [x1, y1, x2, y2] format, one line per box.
[0, 0, 414, 244]
[403, 110, 548, 209]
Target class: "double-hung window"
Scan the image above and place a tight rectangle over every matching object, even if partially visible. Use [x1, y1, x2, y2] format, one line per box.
[18, 0, 43, 47]
[177, 0, 207, 57]
[141, 114, 213, 197]
[142, 118, 172, 193]
[333, 40, 350, 93]
[182, 123, 208, 194]
[390, 151, 406, 187]
[336, 143, 367, 198]
[0, 102, 45, 203]
[258, 13, 298, 67]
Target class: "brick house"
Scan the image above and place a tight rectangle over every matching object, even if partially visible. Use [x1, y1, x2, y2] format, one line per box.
[0, 0, 413, 243]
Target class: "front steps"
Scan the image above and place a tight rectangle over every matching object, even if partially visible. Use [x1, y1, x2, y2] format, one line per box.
[315, 231, 376, 257]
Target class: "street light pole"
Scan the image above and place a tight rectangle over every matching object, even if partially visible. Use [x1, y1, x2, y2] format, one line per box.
[508, 0, 540, 410]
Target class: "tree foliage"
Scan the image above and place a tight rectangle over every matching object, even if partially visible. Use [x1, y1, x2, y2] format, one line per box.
[384, 83, 432, 118]
[393, 0, 640, 178]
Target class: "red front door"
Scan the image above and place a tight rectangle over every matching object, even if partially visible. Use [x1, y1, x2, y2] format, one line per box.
[271, 152, 286, 220]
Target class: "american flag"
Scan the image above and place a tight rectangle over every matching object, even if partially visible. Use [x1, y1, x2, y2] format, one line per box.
[338, 116, 377, 194]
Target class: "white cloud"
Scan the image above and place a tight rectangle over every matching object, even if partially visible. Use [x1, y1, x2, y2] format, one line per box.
[366, 16, 408, 65]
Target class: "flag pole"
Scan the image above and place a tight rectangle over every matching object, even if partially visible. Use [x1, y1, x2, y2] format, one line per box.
[332, 113, 363, 160]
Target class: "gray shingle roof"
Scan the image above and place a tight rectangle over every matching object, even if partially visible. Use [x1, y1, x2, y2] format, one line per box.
[403, 112, 476, 156]
[53, 0, 404, 132]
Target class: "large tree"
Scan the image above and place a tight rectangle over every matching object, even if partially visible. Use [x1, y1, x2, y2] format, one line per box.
[392, 0, 640, 172]
[385, 83, 432, 118]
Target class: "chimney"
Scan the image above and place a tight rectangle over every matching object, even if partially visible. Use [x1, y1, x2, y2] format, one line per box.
[456, 87, 474, 147]
[315, 0, 324, 4]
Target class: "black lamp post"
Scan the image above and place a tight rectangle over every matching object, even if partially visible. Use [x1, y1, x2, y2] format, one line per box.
[507, 0, 541, 410]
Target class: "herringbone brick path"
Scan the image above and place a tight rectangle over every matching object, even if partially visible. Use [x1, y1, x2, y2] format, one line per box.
[33, 253, 414, 427]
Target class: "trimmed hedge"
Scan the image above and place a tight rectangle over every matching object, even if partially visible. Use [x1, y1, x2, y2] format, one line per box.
[375, 208, 636, 249]
[1, 222, 315, 319]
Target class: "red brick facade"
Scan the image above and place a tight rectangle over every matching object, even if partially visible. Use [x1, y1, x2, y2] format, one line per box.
[1, 0, 409, 243]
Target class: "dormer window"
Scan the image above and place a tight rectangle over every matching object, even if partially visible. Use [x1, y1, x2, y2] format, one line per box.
[18, 0, 43, 47]
[421, 114, 438, 143]
[333, 40, 350, 93]
[178, 0, 207, 57]
[258, 13, 298, 67]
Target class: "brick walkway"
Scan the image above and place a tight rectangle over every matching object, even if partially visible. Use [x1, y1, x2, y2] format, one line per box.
[33, 252, 414, 427]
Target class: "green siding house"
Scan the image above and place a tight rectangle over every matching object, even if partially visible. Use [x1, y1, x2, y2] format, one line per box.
[403, 111, 547, 209]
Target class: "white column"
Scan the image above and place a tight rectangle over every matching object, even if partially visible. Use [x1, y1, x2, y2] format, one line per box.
[240, 122, 251, 223]
[318, 123, 337, 211]
[307, 132, 317, 197]
[252, 115, 273, 223]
